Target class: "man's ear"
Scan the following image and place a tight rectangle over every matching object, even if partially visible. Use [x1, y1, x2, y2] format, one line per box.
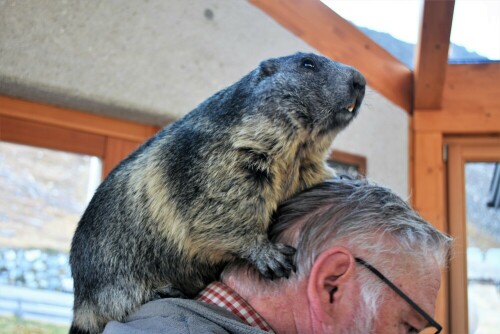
[306, 246, 356, 324]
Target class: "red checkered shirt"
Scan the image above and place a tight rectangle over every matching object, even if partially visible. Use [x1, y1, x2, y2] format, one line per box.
[196, 281, 275, 333]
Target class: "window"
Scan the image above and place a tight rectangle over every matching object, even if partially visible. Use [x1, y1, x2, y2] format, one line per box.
[465, 162, 500, 334]
[0, 141, 101, 331]
[447, 138, 500, 334]
[0, 95, 157, 333]
[328, 150, 367, 179]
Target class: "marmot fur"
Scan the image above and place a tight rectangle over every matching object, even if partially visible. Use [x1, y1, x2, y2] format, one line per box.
[69, 52, 365, 333]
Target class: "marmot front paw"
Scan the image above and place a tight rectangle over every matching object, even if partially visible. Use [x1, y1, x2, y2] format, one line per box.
[246, 242, 296, 280]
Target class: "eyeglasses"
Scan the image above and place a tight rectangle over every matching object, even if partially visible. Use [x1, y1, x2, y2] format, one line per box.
[355, 257, 442, 334]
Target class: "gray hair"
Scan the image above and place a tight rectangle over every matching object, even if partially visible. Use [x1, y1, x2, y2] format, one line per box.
[223, 178, 452, 308]
[272, 178, 452, 275]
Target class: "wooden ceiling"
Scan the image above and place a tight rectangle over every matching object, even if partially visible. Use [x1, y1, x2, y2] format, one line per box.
[249, 0, 499, 116]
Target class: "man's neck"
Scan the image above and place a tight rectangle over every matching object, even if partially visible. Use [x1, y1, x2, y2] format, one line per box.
[223, 276, 312, 334]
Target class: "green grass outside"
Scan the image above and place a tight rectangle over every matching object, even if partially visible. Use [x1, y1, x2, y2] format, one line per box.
[0, 315, 69, 334]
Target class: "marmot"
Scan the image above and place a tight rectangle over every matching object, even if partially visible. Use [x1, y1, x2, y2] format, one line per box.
[69, 52, 365, 333]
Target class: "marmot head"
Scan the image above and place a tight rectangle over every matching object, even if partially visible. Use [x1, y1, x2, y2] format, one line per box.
[253, 52, 365, 136]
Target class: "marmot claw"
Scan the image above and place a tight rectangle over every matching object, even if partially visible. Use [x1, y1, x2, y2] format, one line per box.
[247, 243, 297, 280]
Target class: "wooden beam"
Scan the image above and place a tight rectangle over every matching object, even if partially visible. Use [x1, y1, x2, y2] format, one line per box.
[0, 95, 159, 142]
[414, 63, 500, 132]
[412, 131, 448, 331]
[442, 63, 500, 112]
[103, 137, 143, 178]
[414, 108, 500, 133]
[414, 0, 455, 110]
[446, 143, 467, 333]
[0, 116, 106, 157]
[412, 132, 445, 222]
[409, 116, 415, 207]
[249, 0, 413, 113]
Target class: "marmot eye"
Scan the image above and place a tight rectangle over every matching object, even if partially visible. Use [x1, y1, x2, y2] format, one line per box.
[301, 58, 316, 70]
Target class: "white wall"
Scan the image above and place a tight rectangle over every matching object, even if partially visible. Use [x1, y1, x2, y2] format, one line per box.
[0, 0, 409, 196]
[334, 87, 409, 197]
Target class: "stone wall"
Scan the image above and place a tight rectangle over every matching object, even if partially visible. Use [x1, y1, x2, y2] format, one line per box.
[0, 248, 73, 293]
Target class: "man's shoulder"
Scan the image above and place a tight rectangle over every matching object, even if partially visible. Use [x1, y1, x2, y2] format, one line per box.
[103, 298, 267, 334]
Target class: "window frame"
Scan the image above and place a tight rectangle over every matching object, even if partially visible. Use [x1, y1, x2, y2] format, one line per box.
[329, 149, 367, 176]
[445, 135, 500, 333]
[0, 96, 160, 178]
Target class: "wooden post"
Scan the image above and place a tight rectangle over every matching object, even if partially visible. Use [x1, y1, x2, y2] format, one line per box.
[412, 130, 448, 332]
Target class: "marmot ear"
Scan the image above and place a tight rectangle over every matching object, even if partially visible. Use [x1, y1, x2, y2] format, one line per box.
[259, 59, 278, 77]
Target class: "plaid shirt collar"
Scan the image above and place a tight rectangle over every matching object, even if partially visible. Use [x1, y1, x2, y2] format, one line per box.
[196, 281, 275, 333]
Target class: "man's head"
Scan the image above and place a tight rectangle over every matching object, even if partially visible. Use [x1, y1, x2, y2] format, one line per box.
[222, 178, 452, 333]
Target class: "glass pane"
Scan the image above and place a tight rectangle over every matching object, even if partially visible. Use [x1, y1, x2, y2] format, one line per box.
[327, 159, 361, 179]
[449, 0, 500, 63]
[322, 0, 422, 68]
[0, 141, 101, 333]
[465, 162, 500, 334]
[323, 0, 499, 67]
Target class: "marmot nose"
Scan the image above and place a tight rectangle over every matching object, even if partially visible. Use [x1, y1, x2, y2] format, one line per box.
[351, 71, 366, 96]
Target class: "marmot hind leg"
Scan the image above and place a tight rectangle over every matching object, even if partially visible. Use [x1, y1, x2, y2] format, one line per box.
[70, 304, 104, 334]
[71, 283, 152, 334]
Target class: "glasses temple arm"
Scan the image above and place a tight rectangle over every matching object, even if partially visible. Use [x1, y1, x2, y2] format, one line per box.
[354, 257, 442, 333]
